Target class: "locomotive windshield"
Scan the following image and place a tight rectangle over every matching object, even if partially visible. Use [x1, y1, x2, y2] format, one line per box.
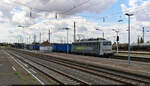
[103, 42, 111, 46]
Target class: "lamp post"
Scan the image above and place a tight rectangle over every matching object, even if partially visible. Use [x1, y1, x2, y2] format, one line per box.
[96, 28, 105, 54]
[74, 21, 76, 42]
[96, 29, 104, 39]
[141, 29, 149, 43]
[112, 19, 123, 53]
[18, 25, 25, 42]
[113, 36, 116, 44]
[18, 25, 33, 44]
[48, 29, 50, 43]
[18, 25, 26, 48]
[62, 28, 70, 54]
[125, 13, 133, 64]
[142, 27, 149, 43]
[143, 27, 144, 43]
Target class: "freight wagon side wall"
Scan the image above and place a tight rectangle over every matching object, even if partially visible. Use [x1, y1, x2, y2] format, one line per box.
[33, 45, 40, 50]
[52, 44, 72, 53]
[14, 44, 24, 49]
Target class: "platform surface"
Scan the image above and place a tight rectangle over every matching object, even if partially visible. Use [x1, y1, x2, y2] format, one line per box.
[0, 49, 40, 85]
[0, 50, 23, 85]
[114, 50, 150, 58]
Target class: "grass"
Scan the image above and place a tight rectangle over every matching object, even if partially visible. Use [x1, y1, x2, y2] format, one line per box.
[15, 72, 27, 84]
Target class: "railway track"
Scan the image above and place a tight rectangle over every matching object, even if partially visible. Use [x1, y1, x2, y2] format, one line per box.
[7, 49, 122, 85]
[6, 50, 88, 85]
[7, 48, 150, 85]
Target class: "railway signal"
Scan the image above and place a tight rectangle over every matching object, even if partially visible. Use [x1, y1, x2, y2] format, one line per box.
[117, 36, 119, 41]
[112, 29, 119, 53]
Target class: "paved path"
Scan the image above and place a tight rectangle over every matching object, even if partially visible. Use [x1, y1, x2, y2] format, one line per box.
[0, 50, 23, 85]
[0, 49, 40, 85]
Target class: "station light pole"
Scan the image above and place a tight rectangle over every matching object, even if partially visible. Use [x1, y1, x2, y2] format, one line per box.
[141, 28, 149, 43]
[48, 29, 50, 43]
[96, 29, 104, 39]
[48, 25, 53, 43]
[113, 36, 116, 44]
[18, 25, 34, 44]
[142, 27, 149, 43]
[143, 27, 144, 43]
[63, 28, 70, 54]
[125, 13, 133, 64]
[74, 21, 76, 42]
[39, 32, 41, 43]
[96, 28, 105, 54]
[112, 19, 123, 53]
[18, 25, 25, 48]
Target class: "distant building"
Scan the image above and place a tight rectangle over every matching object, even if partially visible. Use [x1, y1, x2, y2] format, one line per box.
[40, 40, 52, 53]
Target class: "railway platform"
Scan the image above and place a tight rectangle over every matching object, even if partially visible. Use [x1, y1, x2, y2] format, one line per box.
[0, 50, 23, 84]
[114, 53, 150, 58]
[114, 50, 150, 55]
[0, 49, 40, 85]
[114, 51, 150, 62]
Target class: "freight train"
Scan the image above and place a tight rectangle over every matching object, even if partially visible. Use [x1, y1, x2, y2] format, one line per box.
[52, 38, 113, 56]
[12, 43, 40, 50]
[11, 38, 113, 56]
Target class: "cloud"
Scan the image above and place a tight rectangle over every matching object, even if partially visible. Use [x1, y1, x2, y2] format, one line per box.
[0, 0, 120, 43]
[0, 0, 117, 24]
[119, 0, 150, 43]
[12, 17, 100, 43]
[121, 0, 150, 22]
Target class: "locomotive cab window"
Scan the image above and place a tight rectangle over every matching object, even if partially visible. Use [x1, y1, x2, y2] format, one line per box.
[103, 42, 111, 46]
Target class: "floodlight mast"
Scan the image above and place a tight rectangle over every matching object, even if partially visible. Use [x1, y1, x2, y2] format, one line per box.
[96, 29, 104, 39]
[62, 28, 70, 54]
[125, 13, 133, 64]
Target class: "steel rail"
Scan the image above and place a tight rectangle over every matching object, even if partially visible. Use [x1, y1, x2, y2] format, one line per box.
[7, 50, 89, 85]
[6, 50, 64, 85]
[26, 52, 150, 85]
[8, 49, 150, 85]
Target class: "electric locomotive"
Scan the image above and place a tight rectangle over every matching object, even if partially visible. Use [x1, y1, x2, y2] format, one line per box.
[72, 38, 113, 56]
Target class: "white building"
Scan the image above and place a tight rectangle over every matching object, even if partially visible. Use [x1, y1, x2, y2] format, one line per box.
[40, 41, 52, 53]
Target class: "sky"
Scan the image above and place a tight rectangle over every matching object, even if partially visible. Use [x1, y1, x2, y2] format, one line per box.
[0, 0, 150, 44]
